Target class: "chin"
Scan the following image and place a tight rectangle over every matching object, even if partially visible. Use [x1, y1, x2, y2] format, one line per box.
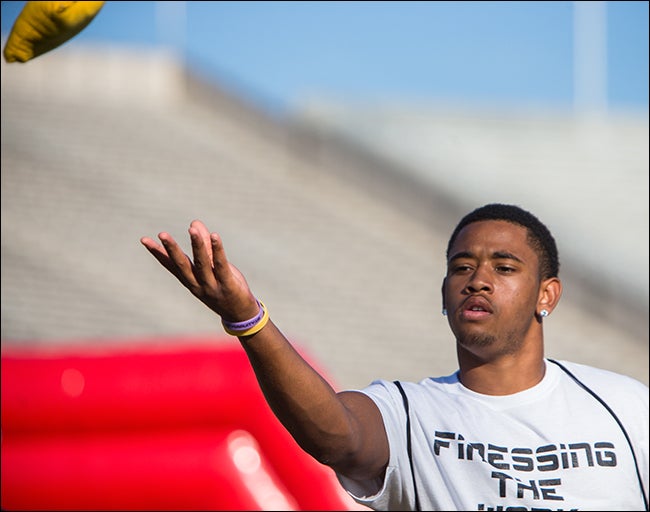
[460, 333, 497, 349]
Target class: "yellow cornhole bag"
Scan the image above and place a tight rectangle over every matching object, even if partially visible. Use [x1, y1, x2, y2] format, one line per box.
[3, 1, 106, 63]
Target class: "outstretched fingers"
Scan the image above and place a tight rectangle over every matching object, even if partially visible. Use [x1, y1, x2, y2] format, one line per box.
[210, 232, 234, 285]
[190, 219, 214, 263]
[189, 226, 218, 289]
[140, 235, 174, 273]
[142, 224, 256, 320]
[141, 232, 199, 290]
[208, 231, 256, 319]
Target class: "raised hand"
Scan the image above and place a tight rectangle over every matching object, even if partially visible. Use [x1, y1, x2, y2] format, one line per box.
[140, 219, 388, 482]
[140, 219, 259, 323]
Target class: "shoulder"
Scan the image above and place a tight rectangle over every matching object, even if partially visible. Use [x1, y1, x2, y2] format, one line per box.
[551, 359, 648, 395]
[549, 359, 648, 416]
[352, 373, 461, 422]
[358, 373, 460, 401]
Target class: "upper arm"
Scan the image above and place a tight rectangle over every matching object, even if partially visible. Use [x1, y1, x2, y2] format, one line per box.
[334, 390, 389, 481]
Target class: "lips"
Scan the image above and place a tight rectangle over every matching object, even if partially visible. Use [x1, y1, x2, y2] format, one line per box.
[460, 296, 493, 319]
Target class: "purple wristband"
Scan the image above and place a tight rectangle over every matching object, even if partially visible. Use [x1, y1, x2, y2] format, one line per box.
[222, 301, 263, 331]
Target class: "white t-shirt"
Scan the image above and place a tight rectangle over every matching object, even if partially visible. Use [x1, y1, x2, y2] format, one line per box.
[337, 359, 649, 511]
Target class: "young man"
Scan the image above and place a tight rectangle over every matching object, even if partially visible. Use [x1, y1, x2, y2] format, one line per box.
[141, 203, 648, 511]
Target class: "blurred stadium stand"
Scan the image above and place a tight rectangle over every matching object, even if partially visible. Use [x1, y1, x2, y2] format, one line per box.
[293, 97, 649, 341]
[2, 42, 646, 385]
[1, 42, 647, 509]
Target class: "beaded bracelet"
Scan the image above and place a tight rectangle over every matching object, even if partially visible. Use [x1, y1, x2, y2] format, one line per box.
[222, 300, 270, 337]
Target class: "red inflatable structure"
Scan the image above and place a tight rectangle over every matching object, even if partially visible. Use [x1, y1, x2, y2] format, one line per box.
[1, 337, 364, 510]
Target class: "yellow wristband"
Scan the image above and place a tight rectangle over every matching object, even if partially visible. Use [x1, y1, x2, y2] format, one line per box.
[222, 301, 270, 337]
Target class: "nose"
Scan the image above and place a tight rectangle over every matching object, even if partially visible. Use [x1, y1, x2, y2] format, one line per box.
[464, 264, 493, 294]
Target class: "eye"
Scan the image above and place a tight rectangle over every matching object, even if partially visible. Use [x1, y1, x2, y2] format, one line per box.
[496, 265, 516, 273]
[451, 263, 473, 274]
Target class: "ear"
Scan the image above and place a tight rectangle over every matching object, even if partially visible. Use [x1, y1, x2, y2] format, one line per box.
[537, 277, 562, 317]
[441, 277, 447, 310]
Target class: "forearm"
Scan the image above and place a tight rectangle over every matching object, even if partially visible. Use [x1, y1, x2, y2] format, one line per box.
[140, 223, 385, 476]
[237, 320, 358, 467]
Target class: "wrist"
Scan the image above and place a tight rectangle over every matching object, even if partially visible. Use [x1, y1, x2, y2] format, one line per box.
[222, 297, 260, 323]
[222, 300, 270, 337]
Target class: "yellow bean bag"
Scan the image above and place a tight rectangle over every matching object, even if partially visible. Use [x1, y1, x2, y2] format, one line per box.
[3, 1, 106, 63]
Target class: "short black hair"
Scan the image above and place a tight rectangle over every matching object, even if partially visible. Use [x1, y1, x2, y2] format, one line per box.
[446, 203, 559, 279]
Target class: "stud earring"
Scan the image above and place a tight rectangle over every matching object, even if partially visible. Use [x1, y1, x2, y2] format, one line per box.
[442, 308, 447, 316]
[540, 309, 549, 318]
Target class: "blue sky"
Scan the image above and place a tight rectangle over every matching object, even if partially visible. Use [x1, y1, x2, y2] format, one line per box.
[2, 1, 648, 115]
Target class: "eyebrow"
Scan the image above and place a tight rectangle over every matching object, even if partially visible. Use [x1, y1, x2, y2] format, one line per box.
[448, 250, 524, 263]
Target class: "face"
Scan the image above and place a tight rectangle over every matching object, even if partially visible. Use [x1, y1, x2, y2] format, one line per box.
[443, 220, 544, 359]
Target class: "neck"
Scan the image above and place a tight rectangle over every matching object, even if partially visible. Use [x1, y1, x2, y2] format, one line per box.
[457, 342, 546, 395]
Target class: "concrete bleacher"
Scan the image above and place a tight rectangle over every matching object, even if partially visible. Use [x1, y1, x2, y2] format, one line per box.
[1, 44, 647, 388]
[293, 100, 650, 341]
